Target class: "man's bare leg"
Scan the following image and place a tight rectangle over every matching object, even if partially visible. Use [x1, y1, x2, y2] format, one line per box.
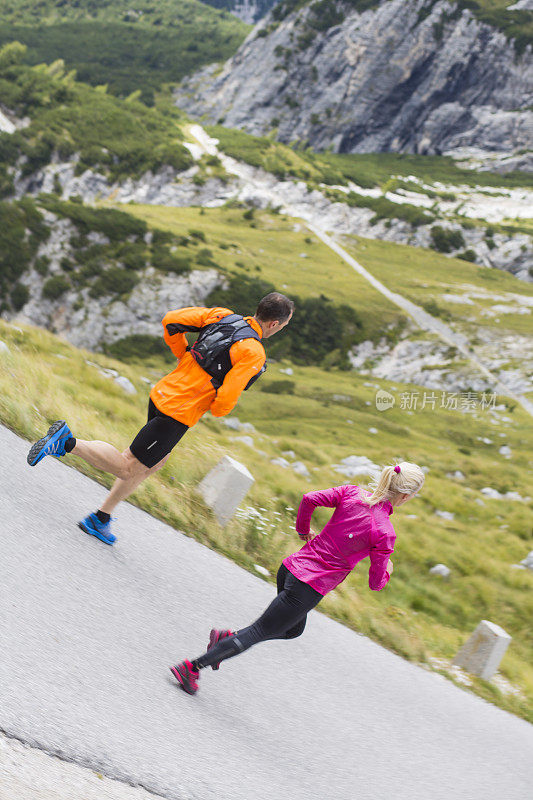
[71, 439, 134, 480]
[99, 452, 170, 514]
[77, 451, 170, 544]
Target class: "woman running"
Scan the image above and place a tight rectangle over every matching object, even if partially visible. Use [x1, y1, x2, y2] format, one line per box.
[170, 461, 425, 694]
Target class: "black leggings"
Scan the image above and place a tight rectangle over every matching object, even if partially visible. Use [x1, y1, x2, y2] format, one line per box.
[195, 564, 323, 669]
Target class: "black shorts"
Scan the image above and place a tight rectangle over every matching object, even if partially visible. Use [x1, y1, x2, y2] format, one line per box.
[129, 399, 188, 468]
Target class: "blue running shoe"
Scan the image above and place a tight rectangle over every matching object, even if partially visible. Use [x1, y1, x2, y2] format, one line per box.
[78, 513, 116, 545]
[27, 420, 72, 466]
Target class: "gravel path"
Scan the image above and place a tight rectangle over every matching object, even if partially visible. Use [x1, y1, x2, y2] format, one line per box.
[187, 125, 533, 417]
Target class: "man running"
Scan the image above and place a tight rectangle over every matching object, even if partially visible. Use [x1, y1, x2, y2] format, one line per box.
[27, 292, 294, 544]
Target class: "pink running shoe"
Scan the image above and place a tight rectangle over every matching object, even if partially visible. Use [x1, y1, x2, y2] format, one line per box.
[170, 660, 199, 695]
[207, 628, 233, 671]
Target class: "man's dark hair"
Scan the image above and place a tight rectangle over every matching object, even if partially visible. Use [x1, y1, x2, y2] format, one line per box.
[255, 292, 295, 323]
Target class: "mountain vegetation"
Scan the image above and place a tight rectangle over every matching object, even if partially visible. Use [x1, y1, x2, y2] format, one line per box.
[0, 194, 198, 315]
[0, 44, 192, 197]
[0, 2, 531, 725]
[0, 0, 249, 103]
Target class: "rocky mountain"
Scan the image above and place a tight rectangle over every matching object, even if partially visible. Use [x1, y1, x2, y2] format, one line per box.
[175, 0, 533, 170]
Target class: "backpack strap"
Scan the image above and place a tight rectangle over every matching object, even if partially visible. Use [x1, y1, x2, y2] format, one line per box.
[189, 314, 266, 390]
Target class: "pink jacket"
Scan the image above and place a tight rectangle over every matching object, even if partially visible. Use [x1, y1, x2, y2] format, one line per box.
[283, 485, 396, 595]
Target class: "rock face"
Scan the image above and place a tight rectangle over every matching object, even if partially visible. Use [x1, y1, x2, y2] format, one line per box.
[348, 324, 533, 396]
[7, 212, 225, 352]
[13, 161, 238, 209]
[226, 0, 279, 23]
[176, 0, 533, 164]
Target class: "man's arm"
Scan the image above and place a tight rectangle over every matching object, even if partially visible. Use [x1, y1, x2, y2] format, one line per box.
[161, 307, 228, 360]
[209, 339, 265, 417]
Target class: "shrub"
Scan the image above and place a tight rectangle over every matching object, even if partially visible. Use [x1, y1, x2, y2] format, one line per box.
[206, 274, 275, 317]
[152, 229, 173, 245]
[151, 246, 191, 274]
[90, 267, 138, 297]
[0, 18, 248, 103]
[422, 300, 451, 321]
[42, 275, 70, 300]
[308, 0, 345, 32]
[457, 249, 476, 262]
[188, 229, 206, 242]
[346, 192, 433, 226]
[260, 380, 295, 395]
[103, 334, 173, 363]
[207, 275, 365, 367]
[40, 197, 147, 242]
[430, 226, 465, 253]
[119, 243, 146, 271]
[33, 255, 50, 276]
[11, 282, 29, 310]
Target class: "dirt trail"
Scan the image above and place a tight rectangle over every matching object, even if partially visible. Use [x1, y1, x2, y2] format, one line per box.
[188, 124, 533, 417]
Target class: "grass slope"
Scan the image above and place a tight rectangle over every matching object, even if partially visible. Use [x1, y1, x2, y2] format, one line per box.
[207, 125, 533, 190]
[123, 203, 407, 345]
[124, 203, 533, 354]
[0, 0, 248, 103]
[344, 235, 533, 341]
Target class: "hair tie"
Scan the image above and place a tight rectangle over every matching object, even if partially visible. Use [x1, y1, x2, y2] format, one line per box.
[394, 465, 401, 474]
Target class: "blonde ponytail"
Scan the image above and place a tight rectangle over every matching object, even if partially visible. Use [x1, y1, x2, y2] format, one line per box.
[362, 462, 425, 507]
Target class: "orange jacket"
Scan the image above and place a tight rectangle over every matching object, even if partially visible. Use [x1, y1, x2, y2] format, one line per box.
[150, 306, 266, 427]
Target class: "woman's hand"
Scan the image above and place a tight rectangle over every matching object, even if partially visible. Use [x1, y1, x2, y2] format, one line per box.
[298, 528, 316, 543]
[387, 559, 394, 575]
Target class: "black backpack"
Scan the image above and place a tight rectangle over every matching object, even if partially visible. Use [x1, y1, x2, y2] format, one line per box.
[167, 313, 266, 390]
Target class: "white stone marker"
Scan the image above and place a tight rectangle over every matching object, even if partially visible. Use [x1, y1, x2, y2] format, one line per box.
[198, 455, 254, 527]
[452, 620, 512, 680]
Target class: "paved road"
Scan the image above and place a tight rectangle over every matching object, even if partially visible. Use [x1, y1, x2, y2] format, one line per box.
[1, 424, 532, 800]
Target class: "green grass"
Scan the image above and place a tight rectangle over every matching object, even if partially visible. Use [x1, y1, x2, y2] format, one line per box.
[122, 203, 408, 344]
[122, 203, 533, 354]
[1, 316, 532, 722]
[0, 0, 248, 103]
[208, 125, 533, 190]
[342, 235, 533, 341]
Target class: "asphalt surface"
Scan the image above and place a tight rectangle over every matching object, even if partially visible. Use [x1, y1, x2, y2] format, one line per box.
[1, 423, 532, 800]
